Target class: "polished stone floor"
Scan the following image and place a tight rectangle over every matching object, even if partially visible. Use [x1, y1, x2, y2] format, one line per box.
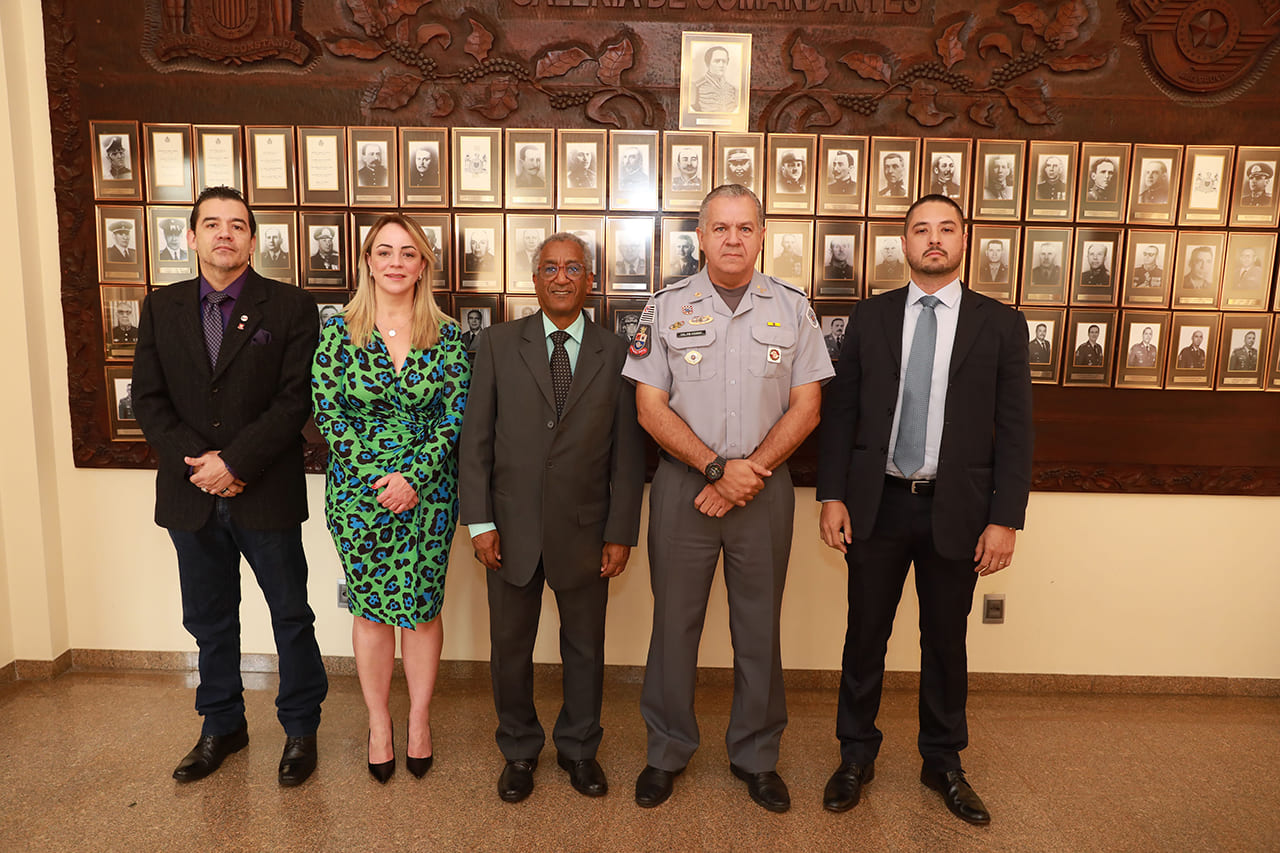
[1, 666, 1277, 852]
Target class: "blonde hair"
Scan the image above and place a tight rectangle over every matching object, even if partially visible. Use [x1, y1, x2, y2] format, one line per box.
[344, 214, 453, 351]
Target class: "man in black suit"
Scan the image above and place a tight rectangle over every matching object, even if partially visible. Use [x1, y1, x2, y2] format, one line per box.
[460, 232, 645, 803]
[817, 194, 1033, 826]
[131, 186, 327, 788]
[408, 144, 440, 187]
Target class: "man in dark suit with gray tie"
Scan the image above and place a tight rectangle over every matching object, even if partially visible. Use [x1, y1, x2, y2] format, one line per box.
[131, 186, 327, 789]
[459, 232, 645, 804]
[816, 194, 1033, 826]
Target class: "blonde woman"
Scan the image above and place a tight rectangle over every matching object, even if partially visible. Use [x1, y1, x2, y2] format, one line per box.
[312, 214, 470, 782]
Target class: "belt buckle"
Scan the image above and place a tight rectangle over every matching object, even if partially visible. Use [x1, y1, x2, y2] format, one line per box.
[909, 480, 929, 494]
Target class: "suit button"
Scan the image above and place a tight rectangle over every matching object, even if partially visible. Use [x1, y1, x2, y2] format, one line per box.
[546, 420, 555, 429]
[212, 420, 222, 428]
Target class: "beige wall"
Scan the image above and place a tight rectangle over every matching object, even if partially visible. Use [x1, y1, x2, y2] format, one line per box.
[3, 0, 1278, 680]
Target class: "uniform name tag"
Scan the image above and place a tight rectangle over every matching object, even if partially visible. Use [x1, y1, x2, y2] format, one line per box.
[676, 330, 706, 338]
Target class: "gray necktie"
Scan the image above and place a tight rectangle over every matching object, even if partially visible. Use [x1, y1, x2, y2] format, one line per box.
[203, 291, 232, 368]
[894, 294, 941, 479]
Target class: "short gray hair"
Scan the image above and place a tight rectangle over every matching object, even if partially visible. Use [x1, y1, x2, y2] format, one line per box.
[697, 184, 762, 230]
[532, 231, 594, 276]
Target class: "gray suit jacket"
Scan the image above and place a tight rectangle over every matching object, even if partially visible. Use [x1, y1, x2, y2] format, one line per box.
[459, 312, 645, 589]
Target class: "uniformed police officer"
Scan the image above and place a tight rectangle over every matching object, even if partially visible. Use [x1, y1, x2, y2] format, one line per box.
[623, 184, 833, 813]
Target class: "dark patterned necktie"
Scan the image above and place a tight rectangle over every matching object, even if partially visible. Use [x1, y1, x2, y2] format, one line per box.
[203, 291, 232, 368]
[550, 330, 572, 418]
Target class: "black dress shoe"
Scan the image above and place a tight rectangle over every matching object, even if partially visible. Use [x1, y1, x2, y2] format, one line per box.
[406, 754, 433, 778]
[921, 767, 991, 825]
[368, 730, 395, 784]
[498, 758, 537, 803]
[172, 724, 249, 783]
[634, 764, 682, 808]
[822, 760, 875, 812]
[729, 763, 791, 813]
[557, 753, 607, 797]
[278, 734, 318, 787]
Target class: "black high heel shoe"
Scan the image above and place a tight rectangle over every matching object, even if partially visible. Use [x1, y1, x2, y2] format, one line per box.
[406, 724, 433, 778]
[368, 728, 395, 784]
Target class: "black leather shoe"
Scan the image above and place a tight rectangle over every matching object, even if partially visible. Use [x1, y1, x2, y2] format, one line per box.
[921, 767, 991, 825]
[278, 734, 317, 787]
[557, 753, 607, 797]
[729, 763, 791, 813]
[368, 730, 394, 784]
[172, 724, 249, 782]
[498, 758, 537, 802]
[634, 765, 682, 808]
[822, 760, 875, 812]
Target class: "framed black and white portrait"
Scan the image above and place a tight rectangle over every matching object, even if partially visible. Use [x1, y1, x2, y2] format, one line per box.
[91, 120, 142, 200]
[400, 127, 448, 207]
[100, 284, 146, 361]
[97, 205, 146, 284]
[1063, 308, 1117, 387]
[1230, 147, 1280, 228]
[715, 132, 764, 199]
[814, 219, 863, 298]
[973, 139, 1025, 221]
[609, 130, 660, 211]
[968, 225, 1019, 304]
[1070, 229, 1123, 307]
[1119, 230, 1175, 309]
[506, 128, 555, 209]
[605, 216, 655, 295]
[766, 134, 817, 215]
[868, 137, 921, 218]
[301, 211, 348, 289]
[1022, 307, 1066, 384]
[1215, 313, 1269, 390]
[1172, 231, 1227, 309]
[558, 129, 607, 210]
[1026, 140, 1076, 222]
[1077, 142, 1130, 223]
[1128, 144, 1182, 225]
[660, 216, 701, 288]
[921, 138, 972, 213]
[1115, 310, 1169, 389]
[678, 31, 751, 132]
[817, 136, 868, 216]
[456, 212, 504, 291]
[1166, 313, 1219, 389]
[663, 131, 713, 211]
[1020, 227, 1072, 306]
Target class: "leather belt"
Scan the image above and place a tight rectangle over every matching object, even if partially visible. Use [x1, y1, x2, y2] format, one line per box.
[884, 475, 935, 495]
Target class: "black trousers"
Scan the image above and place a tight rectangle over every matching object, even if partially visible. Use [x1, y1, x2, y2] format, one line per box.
[835, 483, 979, 773]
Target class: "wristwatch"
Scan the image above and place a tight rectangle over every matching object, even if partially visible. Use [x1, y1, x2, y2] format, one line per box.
[704, 455, 727, 483]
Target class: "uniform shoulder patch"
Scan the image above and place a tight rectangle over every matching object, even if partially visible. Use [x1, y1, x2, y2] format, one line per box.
[638, 301, 657, 326]
[806, 306, 820, 329]
[629, 324, 652, 358]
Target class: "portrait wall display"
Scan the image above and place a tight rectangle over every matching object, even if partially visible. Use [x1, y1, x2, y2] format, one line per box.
[607, 297, 649, 344]
[100, 284, 145, 361]
[1216, 313, 1270, 390]
[300, 210, 348, 289]
[452, 294, 498, 354]
[920, 138, 971, 213]
[865, 221, 908, 296]
[973, 139, 1025, 220]
[1077, 142, 1130, 223]
[762, 218, 813, 292]
[1172, 230, 1227, 309]
[604, 215, 655, 295]
[400, 127, 449, 207]
[455, 212, 504, 291]
[452, 127, 502, 208]
[1115, 310, 1169, 389]
[678, 31, 751, 132]
[348, 127, 396, 206]
[193, 125, 244, 194]
[146, 205, 198, 285]
[968, 224, 1019, 304]
[556, 214, 606, 290]
[252, 211, 298, 285]
[91, 120, 142, 201]
[817, 136, 868, 216]
[1021, 307, 1067, 384]
[506, 128, 555, 209]
[1230, 146, 1280, 228]
[1063, 308, 1118, 387]
[1020, 227, 1072, 306]
[867, 137, 920, 218]
[1219, 232, 1276, 311]
[297, 126, 349, 207]
[142, 123, 194, 205]
[1178, 145, 1234, 227]
[714, 132, 764, 199]
[1070, 228, 1124, 306]
[557, 129, 606, 210]
[766, 133, 817, 215]
[505, 212, 555, 293]
[814, 301, 856, 362]
[1120, 229, 1175, 309]
[1026, 140, 1077, 222]
[1128, 143, 1183, 225]
[96, 205, 146, 284]
[609, 130, 660, 211]
[662, 131, 712, 211]
[814, 219, 863, 298]
[1166, 312, 1220, 389]
[104, 364, 144, 442]
[245, 125, 297, 206]
[407, 211, 451, 284]
[660, 216, 702, 288]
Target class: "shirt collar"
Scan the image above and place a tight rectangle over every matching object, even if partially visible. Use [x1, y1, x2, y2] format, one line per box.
[541, 310, 585, 344]
[199, 268, 250, 302]
[906, 277, 962, 309]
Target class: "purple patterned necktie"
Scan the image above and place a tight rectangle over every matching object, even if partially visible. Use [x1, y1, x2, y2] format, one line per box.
[203, 291, 231, 368]
[550, 330, 572, 418]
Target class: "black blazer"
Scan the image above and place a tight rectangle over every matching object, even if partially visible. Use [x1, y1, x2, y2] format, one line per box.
[131, 269, 319, 531]
[459, 313, 645, 590]
[817, 285, 1033, 559]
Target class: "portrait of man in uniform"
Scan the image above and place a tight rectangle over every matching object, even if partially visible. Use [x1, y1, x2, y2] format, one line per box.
[618, 146, 649, 191]
[824, 236, 854, 280]
[928, 154, 961, 199]
[776, 150, 806, 194]
[1176, 328, 1208, 369]
[408, 143, 440, 187]
[356, 141, 388, 188]
[725, 148, 753, 187]
[1074, 323, 1105, 366]
[515, 144, 546, 189]
[873, 237, 905, 280]
[828, 150, 858, 196]
[614, 232, 648, 277]
[106, 219, 137, 263]
[1036, 156, 1067, 200]
[115, 379, 135, 421]
[691, 44, 739, 113]
[616, 310, 641, 342]
[977, 239, 1009, 284]
[566, 143, 597, 189]
[308, 226, 340, 271]
[671, 146, 702, 191]
[260, 227, 290, 268]
[1131, 244, 1163, 289]
[1231, 247, 1265, 289]
[158, 218, 188, 262]
[1126, 325, 1158, 367]
[1228, 329, 1260, 371]
[1030, 242, 1062, 286]
[111, 300, 140, 344]
[1080, 243, 1112, 288]
[1239, 162, 1274, 206]
[668, 232, 699, 278]
[102, 135, 132, 181]
[1086, 157, 1117, 202]
[823, 316, 846, 359]
[1182, 245, 1216, 290]
[878, 152, 907, 197]
[983, 155, 1014, 200]
[1028, 322, 1052, 364]
[772, 233, 804, 278]
[1138, 159, 1170, 204]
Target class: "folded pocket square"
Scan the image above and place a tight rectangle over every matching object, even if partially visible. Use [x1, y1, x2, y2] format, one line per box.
[250, 329, 272, 345]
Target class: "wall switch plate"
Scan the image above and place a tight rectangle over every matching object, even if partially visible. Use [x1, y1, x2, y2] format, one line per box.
[337, 582, 348, 609]
[982, 593, 1005, 624]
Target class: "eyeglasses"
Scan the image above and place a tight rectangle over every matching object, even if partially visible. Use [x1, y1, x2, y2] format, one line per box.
[538, 263, 586, 280]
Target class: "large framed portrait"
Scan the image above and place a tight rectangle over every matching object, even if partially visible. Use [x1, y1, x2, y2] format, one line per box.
[1119, 229, 1175, 309]
[193, 125, 244, 194]
[1127, 144, 1182, 225]
[452, 294, 499, 354]
[297, 126, 349, 207]
[814, 219, 863, 298]
[147, 205, 198, 285]
[1178, 145, 1234, 227]
[400, 128, 449, 207]
[1020, 227, 1072, 306]
[1171, 231, 1227, 309]
[868, 137, 920, 218]
[815, 301, 856, 362]
[100, 284, 145, 361]
[1063, 308, 1117, 387]
[662, 131, 713, 211]
[968, 224, 1019, 304]
[1216, 313, 1270, 391]
[817, 136, 868, 216]
[1165, 312, 1220, 389]
[762, 218, 814, 293]
[142, 123, 194, 205]
[973, 139, 1025, 220]
[96, 205, 146, 283]
[505, 128, 555, 209]
[1077, 142, 1130, 223]
[605, 216, 655, 295]
[714, 132, 764, 199]
[607, 296, 649, 344]
[1219, 232, 1276, 311]
[610, 130, 660, 211]
[660, 216, 702, 288]
[557, 129, 606, 210]
[921, 138, 972, 213]
[406, 212, 451, 288]
[505, 213, 555, 293]
[766, 134, 817, 215]
[252, 211, 298, 285]
[300, 211, 348, 289]
[455, 212, 505, 292]
[91, 120, 142, 201]
[452, 128, 502, 208]
[1267, 315, 1280, 391]
[348, 127, 397, 207]
[1025, 140, 1076, 222]
[865, 222, 908, 296]
[1069, 228, 1123, 307]
[1229, 146, 1280, 228]
[1115, 310, 1169, 389]
[1022, 307, 1066, 384]
[678, 31, 751, 132]
[245, 126, 297, 206]
[105, 365, 144, 442]
[557, 214, 606, 291]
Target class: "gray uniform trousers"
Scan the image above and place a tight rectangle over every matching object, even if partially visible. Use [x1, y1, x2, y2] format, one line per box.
[640, 456, 794, 773]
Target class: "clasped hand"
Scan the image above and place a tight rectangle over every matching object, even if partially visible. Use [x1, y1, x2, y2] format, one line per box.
[185, 450, 245, 497]
[693, 458, 771, 517]
[373, 472, 418, 515]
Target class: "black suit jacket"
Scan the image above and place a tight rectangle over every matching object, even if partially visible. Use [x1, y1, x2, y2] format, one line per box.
[459, 313, 645, 590]
[817, 285, 1033, 559]
[131, 269, 319, 531]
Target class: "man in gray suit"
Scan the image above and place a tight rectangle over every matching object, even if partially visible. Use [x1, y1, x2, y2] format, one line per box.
[460, 232, 645, 804]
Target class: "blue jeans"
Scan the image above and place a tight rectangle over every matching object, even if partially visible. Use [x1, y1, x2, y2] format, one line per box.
[169, 498, 327, 737]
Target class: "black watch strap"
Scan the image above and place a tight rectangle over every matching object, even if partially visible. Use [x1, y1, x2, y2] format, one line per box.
[704, 455, 727, 483]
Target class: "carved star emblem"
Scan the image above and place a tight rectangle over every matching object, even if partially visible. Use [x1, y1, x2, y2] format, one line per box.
[1189, 10, 1229, 49]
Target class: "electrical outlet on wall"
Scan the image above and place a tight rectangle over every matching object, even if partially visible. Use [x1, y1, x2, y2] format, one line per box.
[337, 582, 348, 610]
[982, 593, 1005, 624]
